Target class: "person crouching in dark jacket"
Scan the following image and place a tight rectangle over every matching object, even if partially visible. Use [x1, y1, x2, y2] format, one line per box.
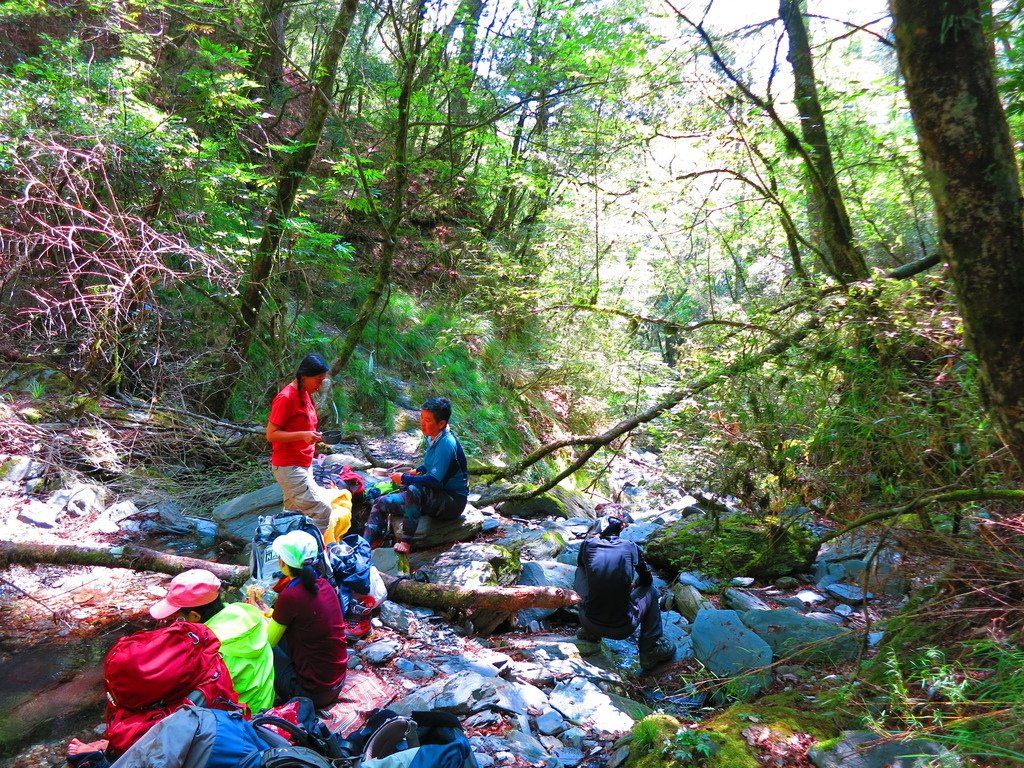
[574, 516, 675, 672]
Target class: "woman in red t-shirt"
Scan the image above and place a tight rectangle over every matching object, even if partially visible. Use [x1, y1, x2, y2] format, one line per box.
[266, 353, 332, 525]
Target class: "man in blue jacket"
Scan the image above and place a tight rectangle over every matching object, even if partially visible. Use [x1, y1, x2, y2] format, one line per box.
[575, 516, 676, 672]
[364, 396, 469, 553]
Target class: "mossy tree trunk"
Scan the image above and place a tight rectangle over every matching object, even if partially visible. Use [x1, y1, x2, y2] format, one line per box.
[780, 0, 868, 283]
[890, 0, 1024, 469]
[208, 0, 360, 416]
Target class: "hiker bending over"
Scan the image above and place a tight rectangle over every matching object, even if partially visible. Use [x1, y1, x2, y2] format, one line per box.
[575, 516, 675, 672]
[267, 530, 347, 708]
[363, 396, 468, 553]
[149, 568, 276, 714]
[266, 352, 333, 526]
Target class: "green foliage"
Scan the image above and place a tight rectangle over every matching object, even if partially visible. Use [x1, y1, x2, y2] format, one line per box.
[644, 512, 819, 581]
[855, 642, 1024, 764]
[661, 728, 715, 765]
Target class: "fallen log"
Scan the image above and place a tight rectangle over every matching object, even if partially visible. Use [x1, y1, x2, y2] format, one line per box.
[0, 540, 249, 584]
[379, 571, 580, 612]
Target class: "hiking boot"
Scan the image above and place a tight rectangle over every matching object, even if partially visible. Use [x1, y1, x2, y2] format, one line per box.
[639, 638, 676, 672]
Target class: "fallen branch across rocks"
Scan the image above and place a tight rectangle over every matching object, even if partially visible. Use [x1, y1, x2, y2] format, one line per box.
[379, 570, 579, 612]
[0, 540, 248, 584]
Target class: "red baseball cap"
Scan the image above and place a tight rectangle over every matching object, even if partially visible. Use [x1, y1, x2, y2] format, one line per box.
[149, 569, 221, 619]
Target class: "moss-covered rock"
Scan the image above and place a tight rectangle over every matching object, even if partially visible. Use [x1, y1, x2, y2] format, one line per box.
[701, 692, 838, 768]
[645, 514, 819, 581]
[481, 482, 596, 520]
[622, 714, 684, 768]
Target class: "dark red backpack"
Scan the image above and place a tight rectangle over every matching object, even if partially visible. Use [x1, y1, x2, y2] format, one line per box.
[103, 621, 246, 755]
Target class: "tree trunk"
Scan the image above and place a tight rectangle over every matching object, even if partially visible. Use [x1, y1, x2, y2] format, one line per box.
[330, 6, 421, 376]
[0, 540, 249, 583]
[780, 0, 868, 283]
[379, 571, 579, 612]
[890, 0, 1024, 469]
[208, 0, 360, 416]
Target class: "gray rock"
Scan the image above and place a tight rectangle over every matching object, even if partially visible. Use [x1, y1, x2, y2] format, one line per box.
[608, 744, 631, 768]
[677, 571, 716, 592]
[619, 522, 661, 544]
[17, 498, 59, 528]
[731, 577, 755, 587]
[49, 484, 107, 517]
[409, 505, 488, 549]
[105, 500, 142, 523]
[536, 709, 566, 736]
[187, 517, 219, 542]
[503, 529, 568, 560]
[559, 727, 587, 749]
[808, 730, 959, 768]
[474, 754, 495, 768]
[379, 602, 419, 635]
[741, 608, 860, 663]
[662, 612, 694, 661]
[825, 583, 872, 604]
[796, 589, 827, 605]
[419, 542, 519, 587]
[553, 747, 585, 766]
[211, 483, 283, 539]
[514, 682, 550, 717]
[805, 611, 846, 625]
[436, 655, 503, 678]
[691, 609, 772, 699]
[1, 456, 46, 483]
[483, 483, 596, 521]
[361, 639, 402, 664]
[394, 658, 435, 679]
[518, 560, 576, 590]
[721, 588, 771, 613]
[465, 711, 502, 728]
[672, 583, 709, 622]
[144, 499, 193, 535]
[548, 677, 636, 732]
[774, 576, 801, 590]
[777, 596, 810, 610]
[555, 543, 581, 566]
[833, 603, 854, 617]
[371, 548, 402, 576]
[402, 671, 530, 716]
[516, 560, 577, 628]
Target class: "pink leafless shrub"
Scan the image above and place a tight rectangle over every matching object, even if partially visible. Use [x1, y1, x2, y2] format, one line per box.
[0, 135, 240, 385]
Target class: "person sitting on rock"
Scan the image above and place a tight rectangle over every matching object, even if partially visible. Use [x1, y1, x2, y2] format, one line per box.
[266, 530, 348, 709]
[363, 396, 468, 554]
[149, 568, 276, 714]
[574, 515, 676, 672]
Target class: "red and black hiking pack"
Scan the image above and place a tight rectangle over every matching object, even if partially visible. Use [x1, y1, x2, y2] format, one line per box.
[103, 621, 246, 755]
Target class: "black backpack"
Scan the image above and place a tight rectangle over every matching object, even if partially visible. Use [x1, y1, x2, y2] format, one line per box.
[251, 698, 346, 760]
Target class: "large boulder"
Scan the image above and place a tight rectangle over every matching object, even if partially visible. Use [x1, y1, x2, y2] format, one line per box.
[548, 677, 638, 733]
[418, 542, 520, 587]
[691, 609, 772, 700]
[671, 583, 709, 622]
[645, 514, 819, 581]
[808, 730, 957, 768]
[408, 504, 487, 548]
[211, 483, 283, 540]
[514, 560, 577, 628]
[476, 483, 596, 521]
[740, 608, 861, 664]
